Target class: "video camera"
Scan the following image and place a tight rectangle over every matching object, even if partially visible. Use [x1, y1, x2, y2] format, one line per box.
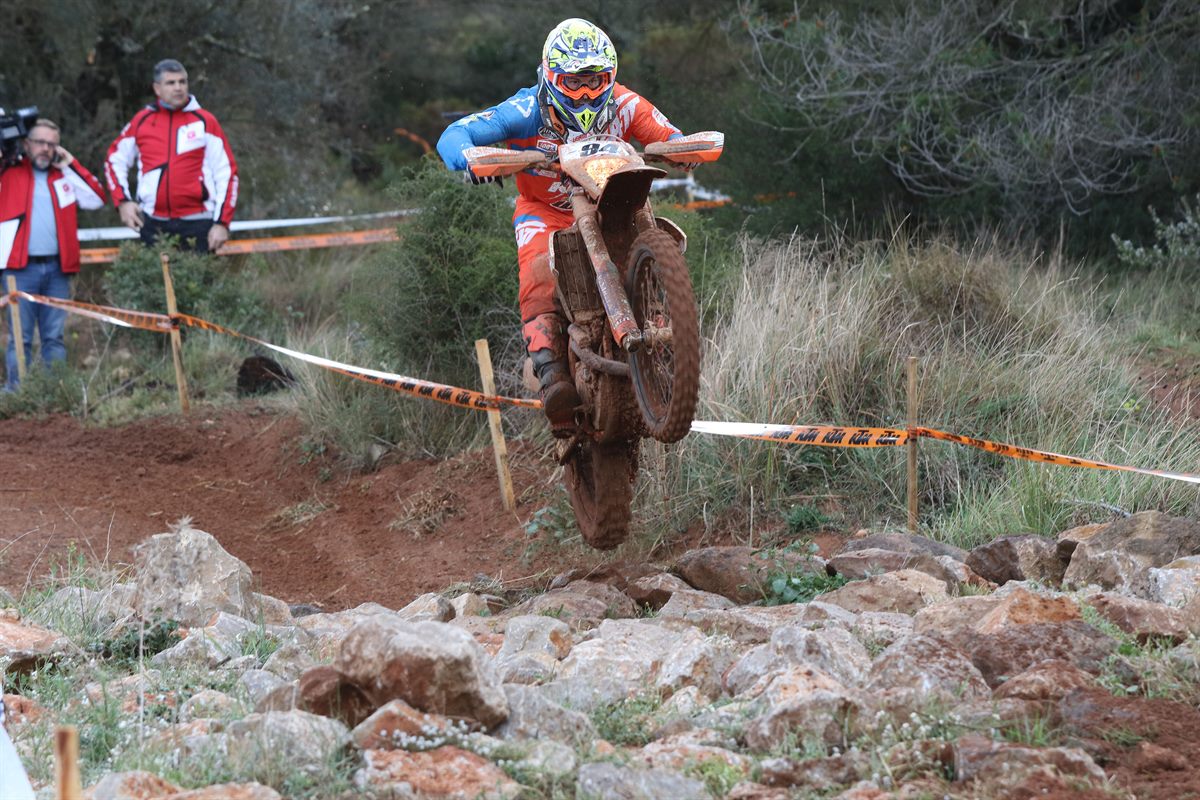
[0, 105, 40, 166]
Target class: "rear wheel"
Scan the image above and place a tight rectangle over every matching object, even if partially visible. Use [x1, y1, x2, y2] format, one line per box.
[563, 440, 634, 550]
[626, 229, 700, 443]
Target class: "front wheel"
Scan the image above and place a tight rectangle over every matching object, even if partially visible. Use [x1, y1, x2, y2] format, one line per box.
[625, 229, 700, 443]
[562, 440, 635, 550]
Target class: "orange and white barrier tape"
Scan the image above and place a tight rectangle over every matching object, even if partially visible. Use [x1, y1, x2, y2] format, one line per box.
[176, 312, 541, 412]
[2, 291, 535, 411]
[5, 289, 1199, 484]
[79, 228, 400, 265]
[78, 210, 417, 242]
[690, 421, 908, 447]
[915, 427, 1200, 485]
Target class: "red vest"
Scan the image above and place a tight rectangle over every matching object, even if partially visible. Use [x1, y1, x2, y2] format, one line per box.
[0, 159, 107, 273]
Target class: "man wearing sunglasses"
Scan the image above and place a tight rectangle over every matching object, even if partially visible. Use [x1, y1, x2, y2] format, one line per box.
[0, 119, 107, 391]
[438, 18, 685, 431]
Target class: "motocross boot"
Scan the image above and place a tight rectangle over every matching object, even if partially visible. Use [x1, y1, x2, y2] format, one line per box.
[524, 313, 580, 435]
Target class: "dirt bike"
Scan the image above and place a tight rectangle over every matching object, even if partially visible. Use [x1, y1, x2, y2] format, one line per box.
[464, 131, 724, 549]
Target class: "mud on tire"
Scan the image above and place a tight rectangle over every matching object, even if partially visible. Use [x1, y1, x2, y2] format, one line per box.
[563, 440, 634, 550]
[625, 228, 700, 443]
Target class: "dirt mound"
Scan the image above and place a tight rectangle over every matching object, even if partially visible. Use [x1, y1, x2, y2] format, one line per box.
[0, 404, 589, 609]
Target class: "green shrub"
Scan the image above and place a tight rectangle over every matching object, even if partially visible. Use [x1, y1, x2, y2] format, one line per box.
[763, 570, 847, 606]
[348, 158, 521, 387]
[589, 691, 663, 746]
[0, 361, 83, 419]
[1113, 194, 1200, 273]
[786, 504, 831, 533]
[103, 238, 271, 335]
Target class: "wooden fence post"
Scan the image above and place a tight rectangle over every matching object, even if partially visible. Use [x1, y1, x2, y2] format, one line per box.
[907, 356, 919, 533]
[475, 338, 516, 512]
[6, 274, 27, 382]
[55, 725, 82, 800]
[160, 253, 191, 414]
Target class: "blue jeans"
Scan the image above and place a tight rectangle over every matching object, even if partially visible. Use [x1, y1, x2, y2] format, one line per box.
[5, 259, 72, 392]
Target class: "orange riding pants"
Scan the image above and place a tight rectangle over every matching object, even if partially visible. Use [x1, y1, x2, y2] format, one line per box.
[515, 199, 575, 353]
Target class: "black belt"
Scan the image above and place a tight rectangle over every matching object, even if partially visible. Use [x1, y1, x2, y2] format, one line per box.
[26, 255, 59, 264]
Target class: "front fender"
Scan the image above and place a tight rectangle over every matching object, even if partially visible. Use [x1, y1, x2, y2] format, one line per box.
[597, 165, 666, 222]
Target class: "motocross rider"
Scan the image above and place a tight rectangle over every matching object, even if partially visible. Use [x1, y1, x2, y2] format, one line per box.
[437, 17, 685, 433]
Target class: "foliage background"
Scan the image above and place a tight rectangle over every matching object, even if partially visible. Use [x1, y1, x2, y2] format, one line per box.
[3, 0, 1195, 253]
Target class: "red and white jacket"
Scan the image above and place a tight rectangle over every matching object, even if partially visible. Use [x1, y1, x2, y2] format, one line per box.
[105, 96, 238, 226]
[0, 159, 107, 273]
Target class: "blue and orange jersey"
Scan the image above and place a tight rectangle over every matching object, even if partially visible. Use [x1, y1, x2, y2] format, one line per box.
[437, 83, 681, 210]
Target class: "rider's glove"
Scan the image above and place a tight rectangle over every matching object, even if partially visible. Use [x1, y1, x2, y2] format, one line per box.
[465, 169, 503, 187]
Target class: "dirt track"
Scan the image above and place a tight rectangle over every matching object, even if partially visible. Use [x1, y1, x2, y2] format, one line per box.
[0, 404, 591, 609]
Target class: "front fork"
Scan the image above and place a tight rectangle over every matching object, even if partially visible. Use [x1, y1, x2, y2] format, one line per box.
[571, 193, 656, 354]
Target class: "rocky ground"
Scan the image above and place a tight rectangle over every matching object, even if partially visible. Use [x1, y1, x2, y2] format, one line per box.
[4, 511, 1200, 799]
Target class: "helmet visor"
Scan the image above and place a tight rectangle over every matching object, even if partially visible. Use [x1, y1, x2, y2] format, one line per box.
[552, 70, 613, 104]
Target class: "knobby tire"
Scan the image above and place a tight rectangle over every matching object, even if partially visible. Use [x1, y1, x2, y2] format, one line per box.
[626, 229, 700, 443]
[563, 440, 634, 550]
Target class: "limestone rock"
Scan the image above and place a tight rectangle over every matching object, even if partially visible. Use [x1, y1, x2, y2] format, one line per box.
[865, 634, 990, 714]
[952, 733, 1106, 784]
[335, 617, 508, 728]
[133, 524, 254, 626]
[742, 668, 867, 750]
[1063, 511, 1200, 597]
[966, 534, 1065, 587]
[354, 746, 521, 800]
[224, 710, 351, 782]
[576, 762, 709, 800]
[449, 592, 490, 619]
[725, 625, 869, 696]
[657, 589, 737, 618]
[992, 659, 1097, 702]
[262, 642, 318, 682]
[674, 546, 827, 605]
[680, 601, 856, 644]
[161, 784, 282, 799]
[28, 584, 136, 635]
[1086, 591, 1190, 644]
[351, 698, 456, 750]
[179, 689, 238, 723]
[627, 573, 694, 609]
[0, 616, 71, 673]
[1148, 556, 1200, 606]
[836, 533, 967, 561]
[503, 580, 635, 627]
[494, 684, 597, 746]
[397, 592, 454, 623]
[816, 570, 948, 615]
[964, 620, 1116, 687]
[85, 770, 181, 799]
